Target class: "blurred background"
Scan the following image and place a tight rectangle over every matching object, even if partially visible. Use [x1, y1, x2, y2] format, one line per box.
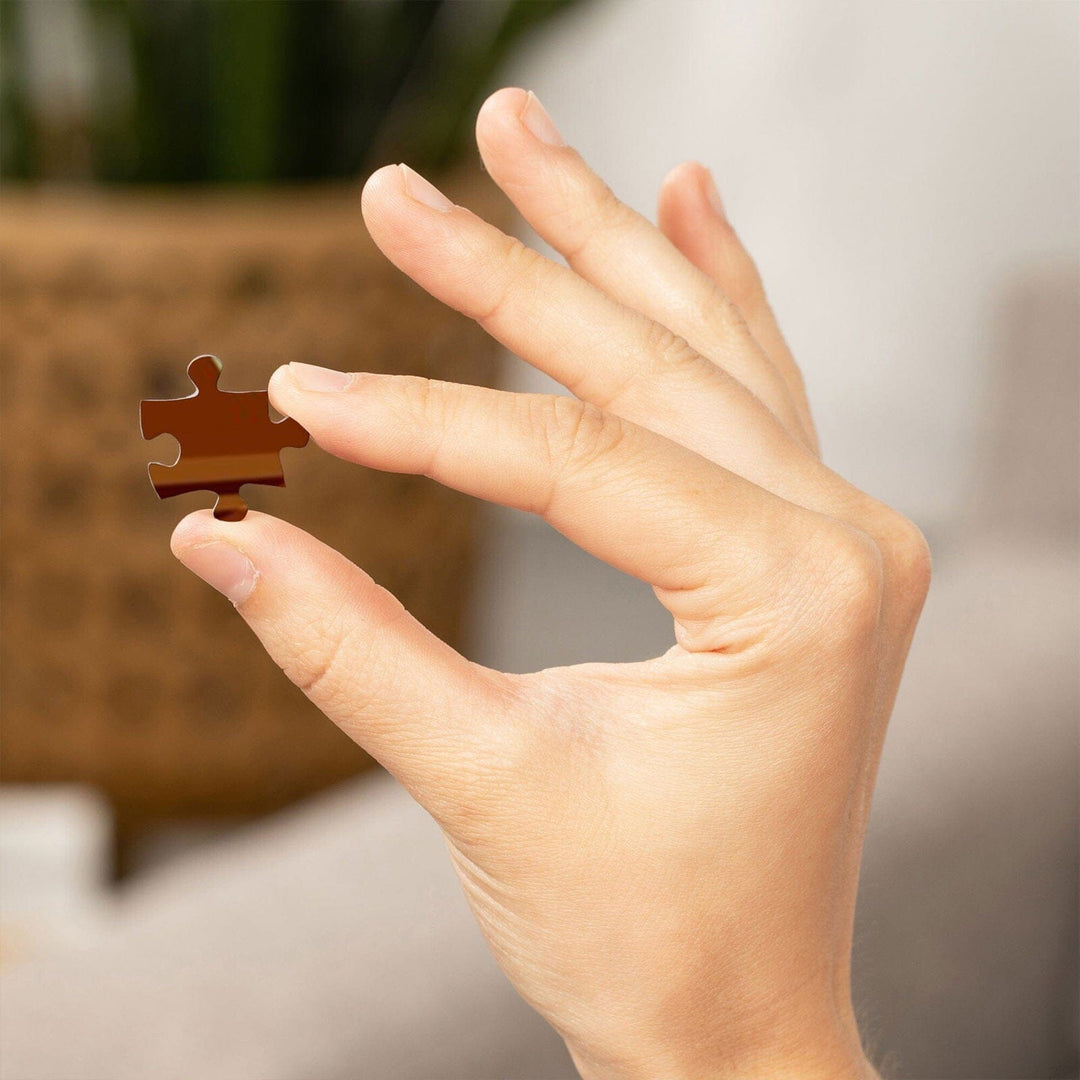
[0, 2, 1076, 1078]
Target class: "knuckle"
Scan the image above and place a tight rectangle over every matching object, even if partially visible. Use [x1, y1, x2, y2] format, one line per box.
[532, 396, 626, 484]
[281, 594, 406, 717]
[502, 233, 546, 279]
[384, 373, 436, 423]
[800, 524, 885, 645]
[564, 177, 636, 260]
[387, 375, 458, 471]
[698, 276, 756, 344]
[878, 510, 933, 610]
[591, 175, 626, 222]
[478, 236, 547, 325]
[284, 619, 360, 707]
[642, 319, 703, 377]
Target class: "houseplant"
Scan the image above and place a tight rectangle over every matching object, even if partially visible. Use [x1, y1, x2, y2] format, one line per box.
[0, 0, 579, 861]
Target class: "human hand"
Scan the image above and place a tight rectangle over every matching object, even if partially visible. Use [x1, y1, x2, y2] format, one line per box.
[172, 88, 930, 1079]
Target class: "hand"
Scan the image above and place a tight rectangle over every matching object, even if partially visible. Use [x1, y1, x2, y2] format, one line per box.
[172, 88, 929, 1079]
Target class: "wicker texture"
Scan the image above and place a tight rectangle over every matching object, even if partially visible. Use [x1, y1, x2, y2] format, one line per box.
[0, 178, 503, 844]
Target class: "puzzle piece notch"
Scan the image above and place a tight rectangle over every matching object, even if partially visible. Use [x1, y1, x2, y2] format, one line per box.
[140, 355, 309, 521]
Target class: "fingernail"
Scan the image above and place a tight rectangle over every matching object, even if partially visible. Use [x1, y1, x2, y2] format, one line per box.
[399, 164, 454, 212]
[702, 168, 726, 220]
[288, 362, 353, 392]
[520, 91, 564, 147]
[176, 543, 257, 606]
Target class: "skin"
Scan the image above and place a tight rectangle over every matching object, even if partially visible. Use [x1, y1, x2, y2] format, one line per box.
[172, 88, 930, 1079]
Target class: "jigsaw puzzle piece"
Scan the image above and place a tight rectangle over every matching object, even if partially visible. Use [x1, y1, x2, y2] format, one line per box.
[139, 399, 175, 442]
[140, 355, 309, 521]
[268, 414, 309, 450]
[211, 491, 247, 522]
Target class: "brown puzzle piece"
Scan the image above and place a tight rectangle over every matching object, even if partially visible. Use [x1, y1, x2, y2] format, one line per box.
[140, 355, 309, 521]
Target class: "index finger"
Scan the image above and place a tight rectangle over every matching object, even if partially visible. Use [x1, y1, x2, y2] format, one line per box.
[269, 367, 851, 653]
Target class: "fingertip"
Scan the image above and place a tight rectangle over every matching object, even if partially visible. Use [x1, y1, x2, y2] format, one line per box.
[477, 87, 570, 165]
[170, 508, 282, 558]
[361, 163, 463, 264]
[475, 88, 531, 168]
[168, 510, 264, 605]
[476, 86, 530, 136]
[660, 160, 708, 195]
[267, 363, 295, 412]
[170, 509, 219, 557]
[360, 164, 413, 258]
[658, 161, 720, 220]
[360, 164, 406, 221]
[362, 162, 403, 195]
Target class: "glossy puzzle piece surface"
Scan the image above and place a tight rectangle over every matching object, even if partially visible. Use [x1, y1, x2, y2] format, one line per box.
[140, 355, 309, 521]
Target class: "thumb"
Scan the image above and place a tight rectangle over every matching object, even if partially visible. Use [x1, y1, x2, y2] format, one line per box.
[171, 510, 519, 823]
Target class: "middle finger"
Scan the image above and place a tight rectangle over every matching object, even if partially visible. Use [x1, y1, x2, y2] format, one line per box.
[474, 87, 812, 448]
[361, 163, 799, 490]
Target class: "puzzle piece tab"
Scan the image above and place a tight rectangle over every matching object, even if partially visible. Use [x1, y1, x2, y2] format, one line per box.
[140, 355, 309, 521]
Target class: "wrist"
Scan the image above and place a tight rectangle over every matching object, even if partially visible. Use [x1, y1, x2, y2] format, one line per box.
[565, 1012, 879, 1080]
[569, 1046, 879, 1080]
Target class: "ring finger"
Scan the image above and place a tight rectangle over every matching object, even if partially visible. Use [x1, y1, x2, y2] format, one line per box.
[474, 87, 814, 449]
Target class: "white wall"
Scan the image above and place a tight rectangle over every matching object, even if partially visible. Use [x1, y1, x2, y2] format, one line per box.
[501, 0, 1079, 529]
